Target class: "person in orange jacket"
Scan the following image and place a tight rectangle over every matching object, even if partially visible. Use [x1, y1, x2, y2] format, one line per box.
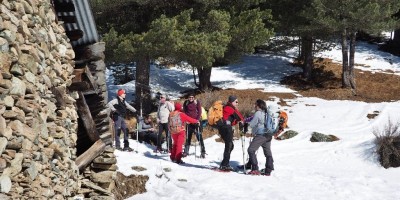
[169, 102, 199, 164]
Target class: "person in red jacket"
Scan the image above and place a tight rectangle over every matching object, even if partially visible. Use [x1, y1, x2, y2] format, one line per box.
[169, 102, 199, 164]
[218, 95, 244, 171]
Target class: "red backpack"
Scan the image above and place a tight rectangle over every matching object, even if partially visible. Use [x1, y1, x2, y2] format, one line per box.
[168, 111, 185, 134]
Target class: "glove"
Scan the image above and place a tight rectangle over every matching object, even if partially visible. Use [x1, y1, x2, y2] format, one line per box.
[239, 121, 244, 132]
[243, 122, 248, 134]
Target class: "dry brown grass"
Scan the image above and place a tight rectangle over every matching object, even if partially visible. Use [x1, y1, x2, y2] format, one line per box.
[283, 58, 400, 103]
[196, 89, 296, 114]
[373, 120, 400, 168]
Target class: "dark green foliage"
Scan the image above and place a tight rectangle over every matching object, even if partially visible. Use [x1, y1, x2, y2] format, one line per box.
[374, 120, 400, 168]
[310, 0, 400, 34]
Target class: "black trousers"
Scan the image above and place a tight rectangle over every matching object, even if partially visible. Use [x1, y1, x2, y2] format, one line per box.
[218, 125, 234, 167]
[157, 123, 172, 150]
[184, 124, 206, 154]
[138, 131, 158, 145]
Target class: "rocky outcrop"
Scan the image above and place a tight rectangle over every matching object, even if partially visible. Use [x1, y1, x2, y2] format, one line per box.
[310, 132, 340, 142]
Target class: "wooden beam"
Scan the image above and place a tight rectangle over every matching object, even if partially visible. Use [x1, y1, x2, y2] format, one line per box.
[74, 42, 105, 63]
[75, 139, 106, 170]
[70, 67, 98, 92]
[66, 29, 84, 41]
[54, 1, 75, 12]
[83, 66, 99, 92]
[76, 92, 100, 142]
[57, 15, 77, 24]
[68, 82, 91, 91]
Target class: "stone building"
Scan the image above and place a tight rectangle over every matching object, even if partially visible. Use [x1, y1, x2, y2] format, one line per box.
[0, 0, 125, 199]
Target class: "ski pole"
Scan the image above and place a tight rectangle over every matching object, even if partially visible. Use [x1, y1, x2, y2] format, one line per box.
[240, 131, 246, 174]
[197, 125, 204, 158]
[194, 130, 197, 160]
[135, 119, 139, 153]
[185, 124, 189, 155]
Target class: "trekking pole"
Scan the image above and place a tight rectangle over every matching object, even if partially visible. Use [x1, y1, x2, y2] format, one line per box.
[135, 91, 143, 154]
[166, 128, 169, 153]
[197, 125, 203, 158]
[135, 120, 139, 153]
[185, 124, 189, 156]
[194, 130, 197, 160]
[240, 131, 247, 174]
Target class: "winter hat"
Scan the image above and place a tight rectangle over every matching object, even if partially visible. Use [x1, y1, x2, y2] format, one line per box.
[117, 89, 125, 96]
[174, 102, 182, 111]
[228, 95, 237, 103]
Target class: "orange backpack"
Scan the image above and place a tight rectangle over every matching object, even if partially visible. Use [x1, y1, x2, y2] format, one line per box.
[207, 100, 224, 126]
[278, 111, 288, 129]
[168, 111, 185, 134]
[273, 111, 288, 138]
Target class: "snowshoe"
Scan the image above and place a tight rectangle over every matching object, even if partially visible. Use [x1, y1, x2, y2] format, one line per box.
[175, 160, 185, 165]
[248, 170, 261, 176]
[123, 147, 134, 152]
[153, 147, 163, 153]
[219, 165, 234, 172]
[210, 167, 231, 173]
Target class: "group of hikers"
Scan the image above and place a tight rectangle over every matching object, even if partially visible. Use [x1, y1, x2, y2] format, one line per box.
[107, 89, 282, 176]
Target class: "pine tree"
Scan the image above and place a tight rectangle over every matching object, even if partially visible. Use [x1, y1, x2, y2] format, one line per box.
[310, 0, 400, 91]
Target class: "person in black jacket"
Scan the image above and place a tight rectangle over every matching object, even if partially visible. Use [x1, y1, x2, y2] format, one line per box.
[107, 89, 137, 151]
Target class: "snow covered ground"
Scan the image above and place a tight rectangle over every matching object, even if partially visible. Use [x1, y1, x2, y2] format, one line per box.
[107, 41, 400, 200]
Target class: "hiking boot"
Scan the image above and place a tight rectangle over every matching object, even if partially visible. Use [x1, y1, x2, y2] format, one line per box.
[181, 152, 188, 158]
[176, 160, 185, 164]
[123, 147, 134, 152]
[115, 146, 122, 151]
[219, 165, 234, 171]
[260, 168, 271, 176]
[200, 153, 206, 159]
[248, 170, 261, 175]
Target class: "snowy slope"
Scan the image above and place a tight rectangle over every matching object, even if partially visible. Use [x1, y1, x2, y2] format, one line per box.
[107, 41, 400, 200]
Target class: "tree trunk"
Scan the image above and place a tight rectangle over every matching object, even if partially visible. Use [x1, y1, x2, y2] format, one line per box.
[197, 67, 212, 91]
[349, 31, 357, 91]
[394, 29, 400, 43]
[124, 64, 130, 83]
[341, 29, 351, 88]
[135, 55, 151, 115]
[301, 36, 314, 81]
[192, 67, 198, 87]
[299, 38, 306, 62]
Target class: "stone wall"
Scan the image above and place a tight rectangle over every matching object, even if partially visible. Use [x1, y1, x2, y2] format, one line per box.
[0, 0, 91, 199]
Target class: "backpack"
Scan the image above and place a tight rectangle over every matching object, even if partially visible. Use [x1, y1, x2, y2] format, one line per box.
[168, 111, 185, 134]
[201, 107, 208, 121]
[264, 105, 288, 136]
[208, 100, 224, 126]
